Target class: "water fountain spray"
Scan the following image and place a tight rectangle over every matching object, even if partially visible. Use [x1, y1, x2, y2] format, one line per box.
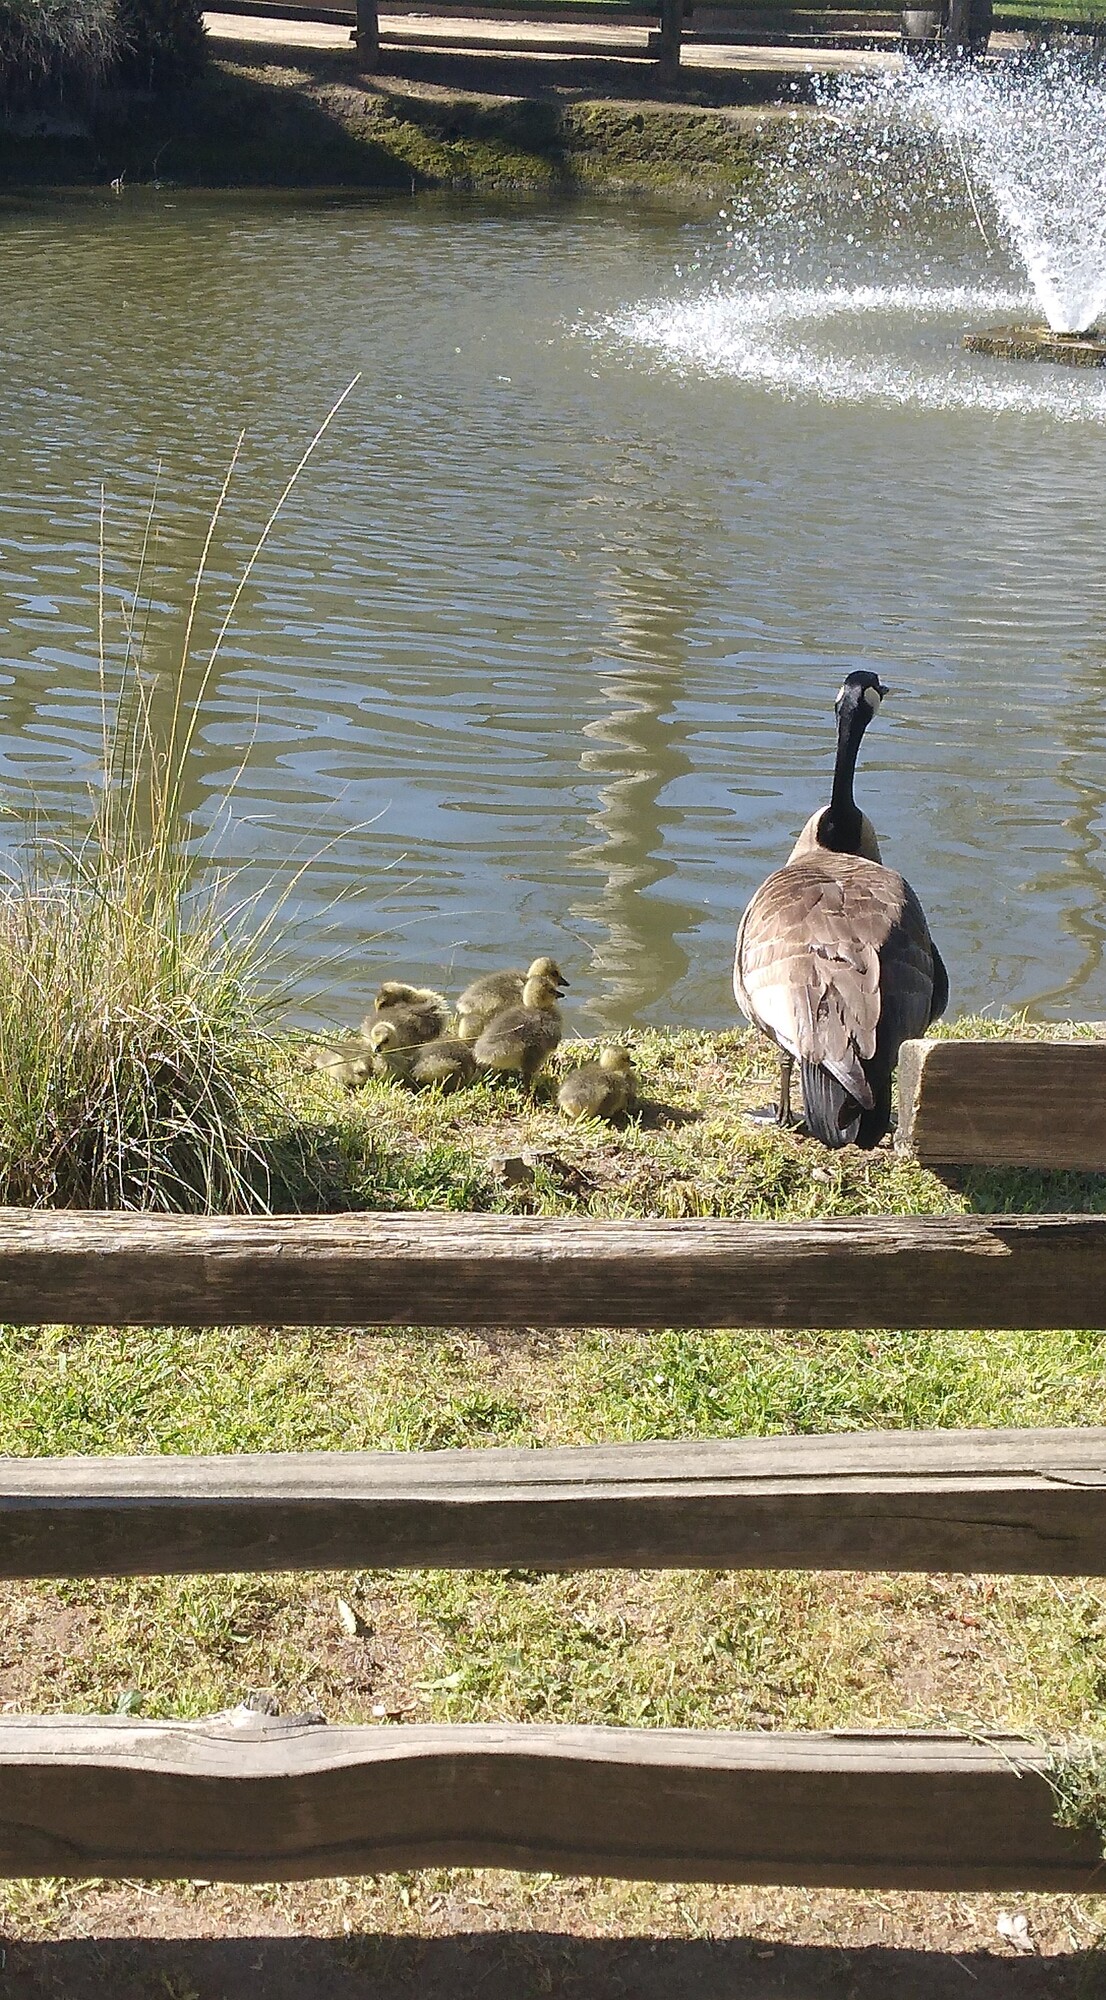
[886, 55, 1106, 363]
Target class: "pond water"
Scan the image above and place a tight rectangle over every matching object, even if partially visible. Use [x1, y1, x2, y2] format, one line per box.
[2, 184, 1106, 1031]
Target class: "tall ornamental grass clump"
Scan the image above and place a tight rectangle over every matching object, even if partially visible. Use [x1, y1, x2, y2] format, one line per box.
[0, 0, 203, 110]
[0, 0, 119, 109]
[0, 383, 358, 1213]
[0, 842, 273, 1213]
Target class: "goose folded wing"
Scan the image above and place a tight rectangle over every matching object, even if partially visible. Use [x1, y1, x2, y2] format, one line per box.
[868, 880, 948, 1058]
[736, 867, 897, 1109]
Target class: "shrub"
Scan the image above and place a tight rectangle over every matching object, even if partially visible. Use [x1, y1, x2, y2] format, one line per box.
[0, 0, 204, 108]
[114, 0, 206, 90]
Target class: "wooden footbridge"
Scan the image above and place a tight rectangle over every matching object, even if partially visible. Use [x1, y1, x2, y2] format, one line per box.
[0, 1040, 1104, 1889]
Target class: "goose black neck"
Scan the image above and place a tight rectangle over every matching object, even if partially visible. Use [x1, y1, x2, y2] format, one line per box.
[818, 694, 869, 855]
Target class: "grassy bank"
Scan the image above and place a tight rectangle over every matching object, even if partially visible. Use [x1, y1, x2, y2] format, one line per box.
[274, 1013, 1106, 1218]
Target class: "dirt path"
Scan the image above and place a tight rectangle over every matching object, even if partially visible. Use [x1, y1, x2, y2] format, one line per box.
[203, 6, 905, 74]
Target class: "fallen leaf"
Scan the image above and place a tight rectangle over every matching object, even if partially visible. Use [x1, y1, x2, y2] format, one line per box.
[336, 1597, 370, 1638]
[997, 1911, 1035, 1954]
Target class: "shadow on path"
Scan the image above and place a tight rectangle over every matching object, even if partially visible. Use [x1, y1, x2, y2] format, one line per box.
[2, 1932, 1100, 1999]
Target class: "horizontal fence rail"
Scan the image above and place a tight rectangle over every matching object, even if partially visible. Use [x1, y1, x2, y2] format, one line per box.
[1, 1211, 1106, 1329]
[2, 1209, 1104, 1896]
[897, 1039, 1106, 1171]
[3, 1429, 1106, 1578]
[0, 1715, 1096, 1890]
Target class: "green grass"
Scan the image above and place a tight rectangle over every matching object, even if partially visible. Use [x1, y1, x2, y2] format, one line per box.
[274, 1015, 1106, 1221]
[0, 1019, 1102, 1949]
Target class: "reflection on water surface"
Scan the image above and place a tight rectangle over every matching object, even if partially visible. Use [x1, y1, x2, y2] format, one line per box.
[2, 189, 1106, 1029]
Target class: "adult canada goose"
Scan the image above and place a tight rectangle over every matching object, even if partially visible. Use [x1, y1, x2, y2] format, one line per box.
[457, 958, 568, 1045]
[733, 670, 947, 1149]
[472, 967, 564, 1090]
[557, 1046, 638, 1122]
[361, 982, 449, 1049]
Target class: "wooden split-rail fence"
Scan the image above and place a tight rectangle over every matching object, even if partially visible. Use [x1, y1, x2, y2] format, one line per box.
[0, 1179, 1105, 1889]
[210, 0, 690, 82]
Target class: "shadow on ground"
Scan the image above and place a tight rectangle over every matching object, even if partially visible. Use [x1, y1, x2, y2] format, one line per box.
[370, 40, 798, 103]
[2, 1932, 1100, 1998]
[942, 1166, 1106, 1215]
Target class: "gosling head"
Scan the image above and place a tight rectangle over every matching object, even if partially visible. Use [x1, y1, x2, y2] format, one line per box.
[521, 969, 565, 1011]
[375, 981, 414, 1009]
[527, 956, 568, 992]
[598, 1045, 634, 1073]
[369, 1019, 399, 1054]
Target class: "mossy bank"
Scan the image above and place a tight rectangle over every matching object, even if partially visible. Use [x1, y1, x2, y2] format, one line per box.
[0, 44, 780, 193]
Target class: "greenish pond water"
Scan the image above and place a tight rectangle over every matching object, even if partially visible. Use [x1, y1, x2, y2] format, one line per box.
[2, 187, 1106, 1030]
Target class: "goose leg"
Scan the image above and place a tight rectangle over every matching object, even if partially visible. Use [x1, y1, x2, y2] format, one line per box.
[777, 1053, 796, 1128]
[745, 1048, 797, 1130]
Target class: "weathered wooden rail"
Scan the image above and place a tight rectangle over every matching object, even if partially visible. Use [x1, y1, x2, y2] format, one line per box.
[0, 1204, 1103, 1890]
[1, 1208, 1105, 1328]
[898, 1038, 1106, 1171]
[206, 0, 687, 75]
[0, 1717, 1098, 1889]
[1, 1429, 1103, 1578]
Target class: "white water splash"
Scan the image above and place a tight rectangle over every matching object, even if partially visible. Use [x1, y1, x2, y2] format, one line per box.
[838, 57, 1106, 335]
[593, 280, 1106, 422]
[585, 55, 1106, 417]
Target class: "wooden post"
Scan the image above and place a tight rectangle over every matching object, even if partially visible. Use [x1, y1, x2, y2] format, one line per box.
[356, 0, 379, 68]
[656, 0, 683, 84]
[896, 1040, 1106, 1170]
[944, 0, 970, 55]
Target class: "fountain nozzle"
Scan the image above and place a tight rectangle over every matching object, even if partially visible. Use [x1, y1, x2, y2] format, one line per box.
[963, 325, 1106, 367]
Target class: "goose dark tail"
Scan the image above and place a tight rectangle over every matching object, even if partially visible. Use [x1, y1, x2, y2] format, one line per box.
[799, 1062, 892, 1151]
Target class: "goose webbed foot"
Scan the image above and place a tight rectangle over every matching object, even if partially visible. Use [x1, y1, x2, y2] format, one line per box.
[745, 1056, 799, 1131]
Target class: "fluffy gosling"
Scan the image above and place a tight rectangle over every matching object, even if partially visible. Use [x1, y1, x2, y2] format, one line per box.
[457, 957, 567, 1045]
[472, 968, 564, 1091]
[369, 1021, 478, 1092]
[557, 1045, 637, 1122]
[362, 981, 449, 1049]
[305, 1043, 373, 1092]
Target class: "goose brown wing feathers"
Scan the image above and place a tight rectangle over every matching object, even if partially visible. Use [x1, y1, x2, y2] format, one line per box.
[734, 856, 942, 1110]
